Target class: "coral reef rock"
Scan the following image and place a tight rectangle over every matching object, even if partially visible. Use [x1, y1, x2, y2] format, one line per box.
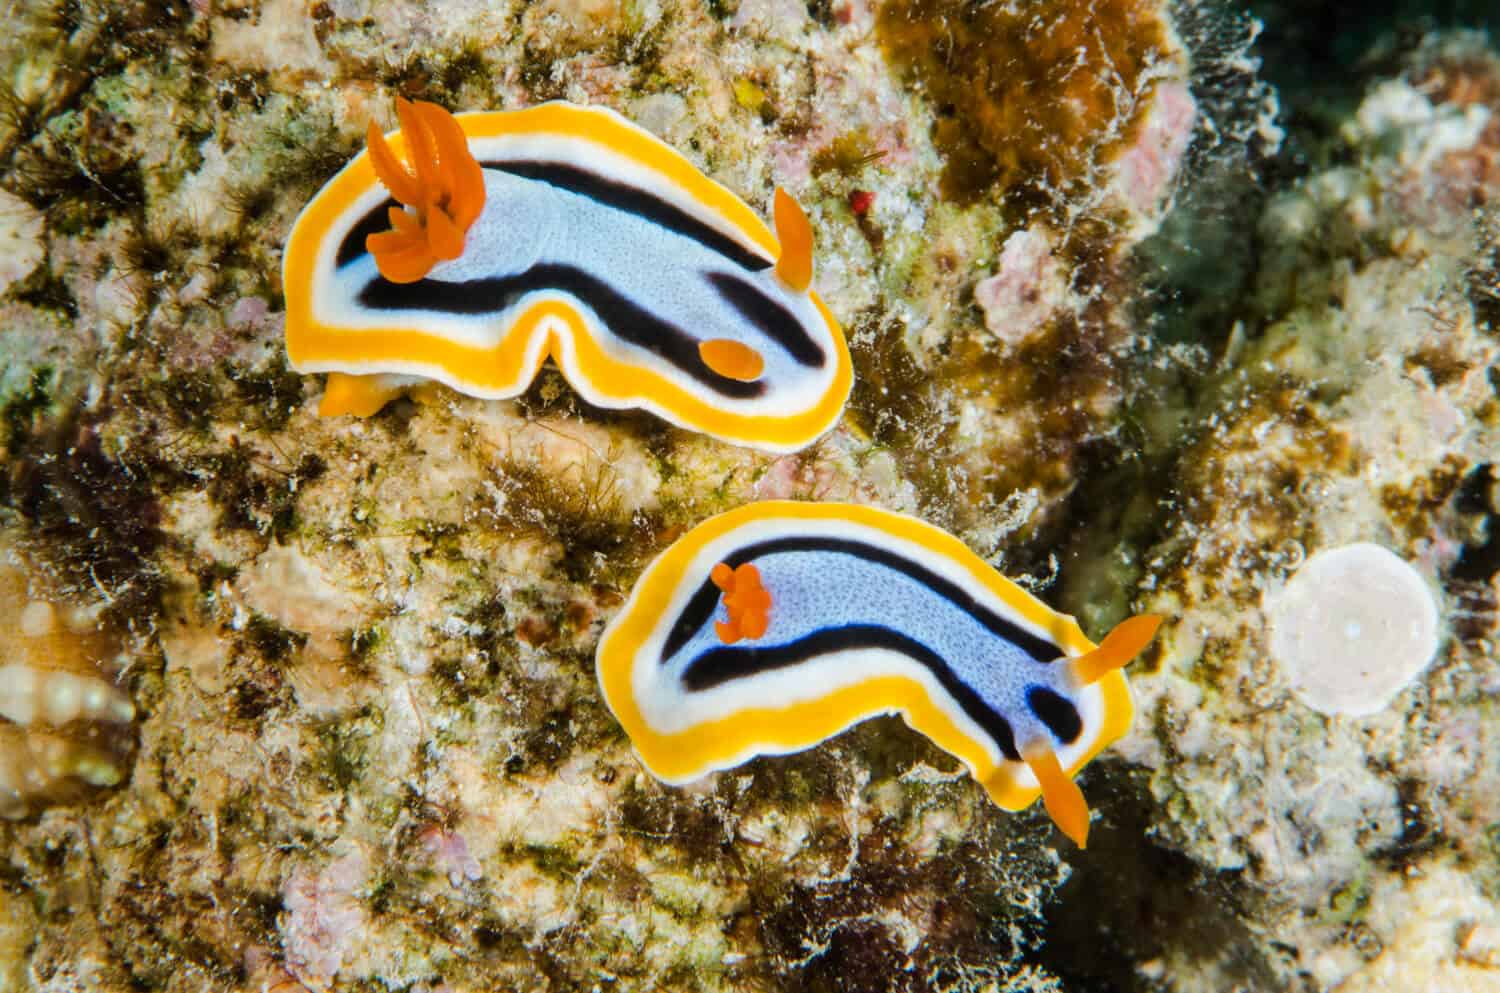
[3, 0, 1496, 990]
[1058, 28, 1500, 993]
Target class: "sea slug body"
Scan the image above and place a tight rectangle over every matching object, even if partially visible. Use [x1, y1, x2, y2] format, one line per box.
[283, 99, 852, 453]
[596, 500, 1161, 847]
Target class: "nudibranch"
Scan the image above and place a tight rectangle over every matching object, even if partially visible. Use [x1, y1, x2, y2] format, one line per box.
[283, 98, 852, 453]
[595, 501, 1161, 847]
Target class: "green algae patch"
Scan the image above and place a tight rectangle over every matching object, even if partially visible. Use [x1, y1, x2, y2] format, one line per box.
[877, 0, 1169, 204]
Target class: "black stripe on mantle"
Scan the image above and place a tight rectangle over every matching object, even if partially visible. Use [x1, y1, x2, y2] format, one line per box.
[681, 623, 1025, 761]
[335, 159, 774, 275]
[659, 535, 1063, 664]
[357, 263, 767, 398]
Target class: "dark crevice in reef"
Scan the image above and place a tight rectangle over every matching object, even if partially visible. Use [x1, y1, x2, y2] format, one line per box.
[2, 390, 167, 627]
[1038, 767, 1277, 993]
[1129, 4, 1283, 356]
[1446, 463, 1499, 646]
[1246, 0, 1500, 116]
[1451, 463, 1500, 583]
[1049, 436, 1179, 651]
[1243, 0, 1500, 173]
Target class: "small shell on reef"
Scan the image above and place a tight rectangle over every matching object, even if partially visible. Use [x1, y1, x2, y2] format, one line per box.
[0, 663, 135, 726]
[0, 540, 135, 819]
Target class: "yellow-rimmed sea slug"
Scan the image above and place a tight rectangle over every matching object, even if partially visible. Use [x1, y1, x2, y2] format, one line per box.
[596, 501, 1161, 847]
[283, 99, 852, 453]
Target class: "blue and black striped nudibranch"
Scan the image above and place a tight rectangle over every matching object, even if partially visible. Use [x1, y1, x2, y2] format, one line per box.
[282, 98, 851, 452]
[596, 501, 1161, 847]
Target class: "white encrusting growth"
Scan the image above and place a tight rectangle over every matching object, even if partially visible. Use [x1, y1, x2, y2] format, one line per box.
[0, 188, 45, 295]
[18, 600, 54, 638]
[1265, 543, 1441, 717]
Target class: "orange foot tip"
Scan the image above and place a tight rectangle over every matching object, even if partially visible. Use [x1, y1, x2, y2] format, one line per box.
[365, 97, 486, 284]
[1024, 745, 1090, 849]
[318, 372, 408, 417]
[710, 562, 772, 644]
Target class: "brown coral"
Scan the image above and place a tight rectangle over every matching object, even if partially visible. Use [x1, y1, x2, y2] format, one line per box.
[876, 0, 1171, 203]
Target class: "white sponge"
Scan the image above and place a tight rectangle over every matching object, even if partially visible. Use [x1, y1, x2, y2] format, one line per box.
[1265, 543, 1441, 716]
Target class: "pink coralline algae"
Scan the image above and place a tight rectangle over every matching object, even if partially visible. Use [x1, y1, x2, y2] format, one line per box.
[280, 848, 370, 986]
[973, 227, 1070, 347]
[1113, 81, 1198, 218]
[419, 823, 484, 887]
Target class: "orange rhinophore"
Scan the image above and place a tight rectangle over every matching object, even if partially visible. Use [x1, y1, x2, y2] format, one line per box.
[710, 562, 771, 643]
[1065, 614, 1162, 688]
[364, 98, 487, 284]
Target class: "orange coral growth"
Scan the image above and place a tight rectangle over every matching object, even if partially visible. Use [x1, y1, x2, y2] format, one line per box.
[876, 0, 1167, 203]
[710, 562, 771, 643]
[365, 98, 486, 283]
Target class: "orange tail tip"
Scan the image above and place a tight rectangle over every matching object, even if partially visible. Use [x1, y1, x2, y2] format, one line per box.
[773, 187, 813, 292]
[710, 562, 772, 644]
[698, 338, 765, 382]
[364, 98, 486, 284]
[1024, 745, 1090, 849]
[319, 372, 407, 417]
[1066, 614, 1163, 688]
